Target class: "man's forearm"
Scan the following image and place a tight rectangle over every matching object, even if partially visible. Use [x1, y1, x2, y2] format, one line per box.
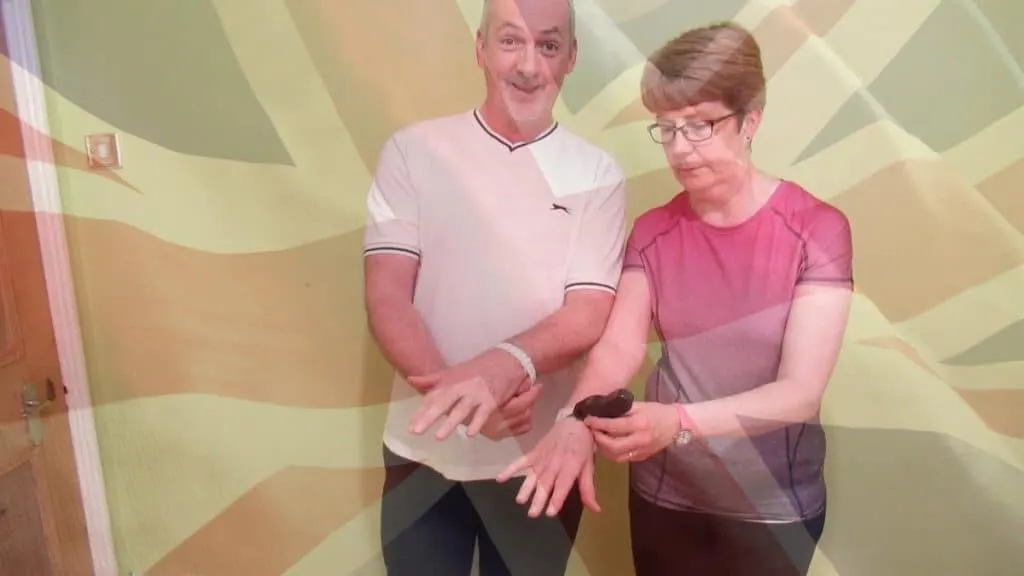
[505, 295, 613, 377]
[566, 335, 646, 405]
[367, 297, 446, 379]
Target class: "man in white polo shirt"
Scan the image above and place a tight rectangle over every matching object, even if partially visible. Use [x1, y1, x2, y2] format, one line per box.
[362, 0, 625, 574]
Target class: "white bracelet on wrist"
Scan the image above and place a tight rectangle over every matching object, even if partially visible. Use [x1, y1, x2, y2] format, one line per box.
[495, 342, 537, 385]
[555, 407, 575, 421]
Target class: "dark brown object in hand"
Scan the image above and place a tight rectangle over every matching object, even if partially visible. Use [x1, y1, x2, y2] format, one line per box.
[572, 389, 634, 420]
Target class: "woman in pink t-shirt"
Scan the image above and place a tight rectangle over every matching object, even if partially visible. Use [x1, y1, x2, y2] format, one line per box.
[499, 21, 854, 575]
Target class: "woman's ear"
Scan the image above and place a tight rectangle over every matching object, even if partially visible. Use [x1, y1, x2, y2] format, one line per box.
[740, 108, 763, 141]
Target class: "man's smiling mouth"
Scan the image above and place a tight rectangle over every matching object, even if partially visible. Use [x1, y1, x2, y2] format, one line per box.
[509, 83, 542, 94]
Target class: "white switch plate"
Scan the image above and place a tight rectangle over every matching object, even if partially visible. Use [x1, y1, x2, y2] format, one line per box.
[85, 132, 122, 169]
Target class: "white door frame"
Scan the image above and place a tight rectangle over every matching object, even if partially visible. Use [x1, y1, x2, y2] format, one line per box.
[1, 0, 117, 574]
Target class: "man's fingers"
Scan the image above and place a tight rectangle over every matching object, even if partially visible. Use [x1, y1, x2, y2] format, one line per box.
[479, 417, 506, 441]
[502, 383, 542, 415]
[527, 480, 550, 518]
[503, 409, 533, 434]
[528, 459, 561, 518]
[508, 419, 532, 437]
[406, 373, 440, 387]
[497, 455, 530, 483]
[545, 466, 577, 517]
[464, 398, 497, 437]
[409, 392, 456, 435]
[516, 471, 539, 505]
[435, 396, 477, 440]
[408, 380, 434, 394]
[579, 456, 600, 513]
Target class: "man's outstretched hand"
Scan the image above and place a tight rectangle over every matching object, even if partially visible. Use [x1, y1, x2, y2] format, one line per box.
[496, 417, 600, 518]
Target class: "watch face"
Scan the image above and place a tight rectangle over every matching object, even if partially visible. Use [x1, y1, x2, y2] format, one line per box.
[674, 430, 692, 446]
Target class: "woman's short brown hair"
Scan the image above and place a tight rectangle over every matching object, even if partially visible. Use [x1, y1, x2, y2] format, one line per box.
[641, 22, 766, 115]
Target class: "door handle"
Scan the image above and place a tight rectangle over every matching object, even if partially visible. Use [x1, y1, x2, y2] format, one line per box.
[20, 379, 56, 445]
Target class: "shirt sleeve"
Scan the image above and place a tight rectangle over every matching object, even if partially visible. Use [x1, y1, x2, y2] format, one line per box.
[798, 205, 854, 289]
[363, 134, 420, 259]
[564, 157, 627, 295]
[622, 222, 646, 271]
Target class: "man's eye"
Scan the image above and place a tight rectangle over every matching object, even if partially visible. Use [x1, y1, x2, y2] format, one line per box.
[541, 42, 559, 52]
[500, 37, 520, 47]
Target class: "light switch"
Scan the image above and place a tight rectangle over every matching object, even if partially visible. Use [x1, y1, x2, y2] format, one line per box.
[85, 133, 122, 169]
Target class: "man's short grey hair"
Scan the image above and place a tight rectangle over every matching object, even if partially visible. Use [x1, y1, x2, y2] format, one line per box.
[479, 0, 576, 40]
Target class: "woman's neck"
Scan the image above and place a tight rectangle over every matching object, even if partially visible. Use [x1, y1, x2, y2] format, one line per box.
[688, 166, 771, 227]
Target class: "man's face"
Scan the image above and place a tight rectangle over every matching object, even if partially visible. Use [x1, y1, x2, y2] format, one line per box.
[476, 0, 577, 125]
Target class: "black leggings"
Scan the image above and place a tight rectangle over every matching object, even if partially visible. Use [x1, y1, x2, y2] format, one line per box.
[629, 490, 826, 576]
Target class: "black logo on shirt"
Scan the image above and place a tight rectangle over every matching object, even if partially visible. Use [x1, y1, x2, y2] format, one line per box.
[551, 203, 570, 214]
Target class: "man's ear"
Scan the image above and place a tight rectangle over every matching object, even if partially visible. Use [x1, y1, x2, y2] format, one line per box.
[475, 30, 486, 67]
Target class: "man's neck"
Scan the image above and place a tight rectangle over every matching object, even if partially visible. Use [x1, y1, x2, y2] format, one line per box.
[477, 99, 554, 144]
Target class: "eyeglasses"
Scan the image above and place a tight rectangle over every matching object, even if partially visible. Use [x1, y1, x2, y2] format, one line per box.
[647, 111, 741, 144]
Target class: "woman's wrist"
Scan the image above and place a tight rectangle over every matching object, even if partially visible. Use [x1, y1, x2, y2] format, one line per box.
[672, 403, 698, 445]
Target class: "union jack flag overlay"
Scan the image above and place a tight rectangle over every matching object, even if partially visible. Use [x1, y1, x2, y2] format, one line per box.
[4, 0, 1022, 574]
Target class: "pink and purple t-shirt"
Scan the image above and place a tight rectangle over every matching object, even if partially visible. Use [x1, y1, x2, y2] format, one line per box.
[625, 180, 854, 522]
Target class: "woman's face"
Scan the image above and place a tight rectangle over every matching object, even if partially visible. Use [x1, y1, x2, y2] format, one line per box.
[651, 101, 761, 194]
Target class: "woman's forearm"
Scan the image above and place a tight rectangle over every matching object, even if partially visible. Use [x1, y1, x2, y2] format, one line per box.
[683, 378, 823, 438]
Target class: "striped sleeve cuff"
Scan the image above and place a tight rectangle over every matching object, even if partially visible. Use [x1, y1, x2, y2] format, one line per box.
[565, 281, 617, 295]
[364, 245, 420, 259]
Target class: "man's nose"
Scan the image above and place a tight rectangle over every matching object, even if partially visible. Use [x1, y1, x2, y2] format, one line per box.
[515, 44, 540, 77]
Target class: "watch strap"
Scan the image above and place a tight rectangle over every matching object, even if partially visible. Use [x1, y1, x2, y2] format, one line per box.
[673, 404, 694, 446]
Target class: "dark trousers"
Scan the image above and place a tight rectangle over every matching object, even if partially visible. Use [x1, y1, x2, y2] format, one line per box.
[629, 489, 826, 576]
[380, 445, 584, 576]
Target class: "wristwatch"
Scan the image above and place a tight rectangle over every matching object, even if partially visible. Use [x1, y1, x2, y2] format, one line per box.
[673, 405, 693, 447]
[673, 427, 693, 446]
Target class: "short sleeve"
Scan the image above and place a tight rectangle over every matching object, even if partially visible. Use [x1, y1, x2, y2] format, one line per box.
[622, 222, 646, 270]
[798, 206, 854, 289]
[564, 158, 627, 294]
[363, 134, 420, 259]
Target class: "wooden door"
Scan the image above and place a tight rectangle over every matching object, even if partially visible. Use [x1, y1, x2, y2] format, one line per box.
[0, 10, 94, 576]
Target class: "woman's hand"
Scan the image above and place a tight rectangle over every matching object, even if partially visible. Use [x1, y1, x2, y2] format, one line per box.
[496, 417, 600, 518]
[586, 402, 681, 463]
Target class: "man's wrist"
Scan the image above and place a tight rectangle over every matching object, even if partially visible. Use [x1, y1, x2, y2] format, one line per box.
[494, 342, 536, 385]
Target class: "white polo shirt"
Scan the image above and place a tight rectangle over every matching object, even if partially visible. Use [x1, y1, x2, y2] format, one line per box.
[363, 109, 626, 481]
